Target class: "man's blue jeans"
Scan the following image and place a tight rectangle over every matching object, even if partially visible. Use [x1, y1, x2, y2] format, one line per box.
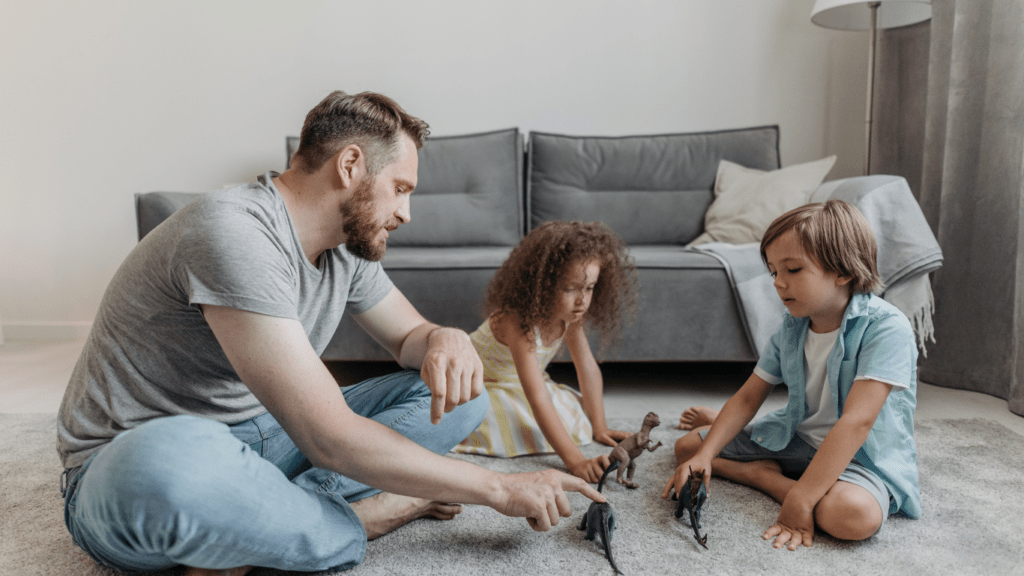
[61, 370, 489, 573]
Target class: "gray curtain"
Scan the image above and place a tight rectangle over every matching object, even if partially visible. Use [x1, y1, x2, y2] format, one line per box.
[913, 0, 1024, 416]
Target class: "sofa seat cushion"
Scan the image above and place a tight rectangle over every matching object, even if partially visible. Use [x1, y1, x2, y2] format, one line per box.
[527, 126, 780, 245]
[629, 246, 727, 269]
[387, 128, 523, 247]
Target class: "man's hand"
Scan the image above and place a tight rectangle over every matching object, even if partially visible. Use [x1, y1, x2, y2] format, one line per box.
[763, 491, 816, 550]
[421, 327, 484, 424]
[497, 470, 606, 531]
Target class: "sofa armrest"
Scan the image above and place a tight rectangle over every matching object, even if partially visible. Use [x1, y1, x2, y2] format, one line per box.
[809, 175, 942, 287]
[134, 191, 203, 241]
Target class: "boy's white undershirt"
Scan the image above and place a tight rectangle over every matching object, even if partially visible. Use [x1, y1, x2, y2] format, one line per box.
[797, 327, 841, 448]
[796, 326, 911, 449]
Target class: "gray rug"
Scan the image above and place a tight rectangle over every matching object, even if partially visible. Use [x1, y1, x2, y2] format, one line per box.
[3, 415, 1023, 576]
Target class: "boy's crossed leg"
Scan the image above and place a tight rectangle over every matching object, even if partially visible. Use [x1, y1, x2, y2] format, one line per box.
[673, 424, 885, 544]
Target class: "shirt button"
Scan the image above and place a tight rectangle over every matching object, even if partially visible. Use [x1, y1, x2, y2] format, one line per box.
[757, 437, 763, 442]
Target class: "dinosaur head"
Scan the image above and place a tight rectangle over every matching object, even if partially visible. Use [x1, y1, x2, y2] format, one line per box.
[643, 412, 661, 429]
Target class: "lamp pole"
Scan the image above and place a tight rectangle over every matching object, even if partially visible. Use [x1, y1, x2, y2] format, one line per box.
[865, 1, 880, 175]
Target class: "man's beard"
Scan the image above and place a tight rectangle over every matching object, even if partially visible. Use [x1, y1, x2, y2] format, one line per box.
[341, 176, 389, 262]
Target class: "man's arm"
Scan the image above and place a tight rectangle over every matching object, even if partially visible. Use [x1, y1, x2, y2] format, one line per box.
[352, 287, 483, 424]
[201, 304, 604, 530]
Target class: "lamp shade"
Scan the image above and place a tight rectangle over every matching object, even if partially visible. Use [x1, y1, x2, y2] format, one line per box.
[811, 0, 931, 30]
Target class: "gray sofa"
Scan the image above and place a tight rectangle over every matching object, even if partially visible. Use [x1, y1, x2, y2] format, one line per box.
[137, 126, 928, 363]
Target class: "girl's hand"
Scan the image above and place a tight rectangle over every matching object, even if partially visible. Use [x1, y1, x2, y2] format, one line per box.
[763, 490, 816, 550]
[661, 457, 712, 501]
[592, 427, 631, 447]
[568, 455, 610, 484]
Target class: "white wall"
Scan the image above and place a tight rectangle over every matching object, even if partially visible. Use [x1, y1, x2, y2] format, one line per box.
[0, 0, 868, 337]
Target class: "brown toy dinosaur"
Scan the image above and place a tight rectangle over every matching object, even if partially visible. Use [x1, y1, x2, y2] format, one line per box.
[598, 412, 663, 489]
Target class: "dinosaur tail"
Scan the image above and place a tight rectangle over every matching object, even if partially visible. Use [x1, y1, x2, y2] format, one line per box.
[601, 512, 623, 575]
[597, 460, 620, 493]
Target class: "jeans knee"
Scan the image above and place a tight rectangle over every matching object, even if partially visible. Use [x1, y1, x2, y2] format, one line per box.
[462, 391, 490, 429]
[86, 416, 241, 510]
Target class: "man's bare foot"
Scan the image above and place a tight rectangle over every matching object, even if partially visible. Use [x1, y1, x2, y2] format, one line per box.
[350, 492, 464, 539]
[183, 567, 253, 576]
[678, 407, 719, 430]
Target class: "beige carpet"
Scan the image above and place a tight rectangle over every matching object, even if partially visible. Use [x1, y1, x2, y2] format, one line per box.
[3, 415, 1023, 576]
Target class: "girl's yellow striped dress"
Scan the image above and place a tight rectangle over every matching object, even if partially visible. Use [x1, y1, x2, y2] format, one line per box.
[454, 318, 593, 457]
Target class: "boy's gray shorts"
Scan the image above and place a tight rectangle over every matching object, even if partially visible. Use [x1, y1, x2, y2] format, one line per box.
[699, 426, 892, 523]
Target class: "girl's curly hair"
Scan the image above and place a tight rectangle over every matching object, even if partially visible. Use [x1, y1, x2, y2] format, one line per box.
[485, 221, 638, 350]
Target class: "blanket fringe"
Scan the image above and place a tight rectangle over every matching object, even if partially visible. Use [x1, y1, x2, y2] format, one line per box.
[883, 273, 936, 357]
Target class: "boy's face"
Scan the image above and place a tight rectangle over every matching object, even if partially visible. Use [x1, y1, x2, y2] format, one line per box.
[554, 259, 600, 326]
[765, 229, 852, 333]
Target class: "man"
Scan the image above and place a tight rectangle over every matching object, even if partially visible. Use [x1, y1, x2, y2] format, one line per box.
[57, 91, 604, 575]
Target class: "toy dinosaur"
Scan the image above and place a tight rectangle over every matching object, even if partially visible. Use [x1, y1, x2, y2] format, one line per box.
[579, 463, 623, 574]
[673, 466, 709, 549]
[598, 412, 663, 489]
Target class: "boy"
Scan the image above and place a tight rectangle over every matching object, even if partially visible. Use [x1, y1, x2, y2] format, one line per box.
[663, 200, 920, 550]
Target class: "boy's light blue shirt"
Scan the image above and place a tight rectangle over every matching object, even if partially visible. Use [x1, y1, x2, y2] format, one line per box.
[752, 292, 921, 519]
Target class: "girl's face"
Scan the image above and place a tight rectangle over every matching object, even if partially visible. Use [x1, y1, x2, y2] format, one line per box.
[765, 229, 851, 333]
[555, 259, 601, 325]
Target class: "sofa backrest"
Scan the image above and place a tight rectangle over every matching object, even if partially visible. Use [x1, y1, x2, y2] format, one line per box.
[526, 126, 780, 245]
[137, 128, 525, 246]
[388, 128, 523, 247]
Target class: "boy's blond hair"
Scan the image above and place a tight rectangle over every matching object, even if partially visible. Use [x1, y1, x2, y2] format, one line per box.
[760, 200, 882, 294]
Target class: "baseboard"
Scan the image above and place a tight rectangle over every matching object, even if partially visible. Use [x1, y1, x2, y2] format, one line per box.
[1, 321, 92, 341]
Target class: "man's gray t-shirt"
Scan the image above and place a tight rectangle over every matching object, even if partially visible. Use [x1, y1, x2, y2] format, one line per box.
[57, 173, 394, 469]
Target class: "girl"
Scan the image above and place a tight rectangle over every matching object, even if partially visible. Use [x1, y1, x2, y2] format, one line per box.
[454, 221, 638, 483]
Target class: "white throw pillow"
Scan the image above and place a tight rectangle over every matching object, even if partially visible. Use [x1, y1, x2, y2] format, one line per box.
[687, 156, 837, 247]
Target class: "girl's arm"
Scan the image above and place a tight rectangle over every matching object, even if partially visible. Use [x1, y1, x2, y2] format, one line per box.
[662, 372, 772, 500]
[764, 378, 892, 550]
[497, 317, 608, 483]
[564, 321, 629, 447]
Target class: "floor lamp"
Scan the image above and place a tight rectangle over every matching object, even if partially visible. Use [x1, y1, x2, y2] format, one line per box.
[811, 0, 932, 175]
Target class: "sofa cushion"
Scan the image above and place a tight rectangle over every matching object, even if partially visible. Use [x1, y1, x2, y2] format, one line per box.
[527, 126, 780, 245]
[688, 155, 836, 247]
[387, 128, 523, 247]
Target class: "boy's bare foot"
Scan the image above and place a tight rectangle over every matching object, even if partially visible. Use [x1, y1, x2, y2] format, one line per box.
[183, 567, 253, 576]
[678, 407, 719, 430]
[350, 492, 464, 539]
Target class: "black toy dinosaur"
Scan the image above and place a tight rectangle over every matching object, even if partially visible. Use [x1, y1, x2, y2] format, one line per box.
[579, 461, 623, 575]
[673, 466, 709, 549]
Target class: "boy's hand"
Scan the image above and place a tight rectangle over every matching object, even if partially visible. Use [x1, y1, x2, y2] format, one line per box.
[661, 458, 712, 501]
[763, 492, 816, 550]
[569, 455, 610, 484]
[593, 427, 630, 447]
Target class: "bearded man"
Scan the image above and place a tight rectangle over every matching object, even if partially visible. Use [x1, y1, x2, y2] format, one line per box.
[57, 91, 604, 575]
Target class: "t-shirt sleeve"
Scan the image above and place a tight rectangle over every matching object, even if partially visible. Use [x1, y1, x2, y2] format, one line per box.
[854, 313, 916, 390]
[754, 326, 785, 385]
[171, 207, 300, 320]
[344, 255, 394, 315]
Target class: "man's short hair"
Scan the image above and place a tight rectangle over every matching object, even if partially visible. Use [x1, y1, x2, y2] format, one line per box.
[292, 91, 430, 176]
[760, 199, 882, 294]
